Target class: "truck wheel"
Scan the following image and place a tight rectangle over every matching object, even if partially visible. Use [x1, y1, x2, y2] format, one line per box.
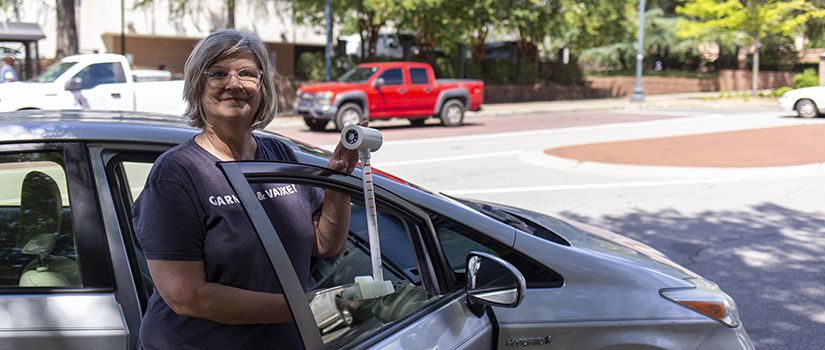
[796, 99, 820, 118]
[439, 100, 465, 127]
[335, 103, 364, 131]
[304, 117, 329, 131]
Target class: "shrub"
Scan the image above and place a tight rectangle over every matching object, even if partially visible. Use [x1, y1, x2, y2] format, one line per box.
[514, 58, 538, 84]
[482, 58, 511, 83]
[767, 86, 793, 97]
[793, 68, 819, 89]
[433, 57, 455, 78]
[464, 60, 482, 79]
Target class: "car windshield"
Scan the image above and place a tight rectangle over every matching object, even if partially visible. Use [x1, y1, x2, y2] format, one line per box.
[337, 67, 378, 83]
[35, 62, 77, 83]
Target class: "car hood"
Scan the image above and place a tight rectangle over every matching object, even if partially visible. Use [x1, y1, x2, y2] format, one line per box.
[481, 201, 700, 280]
[298, 82, 364, 93]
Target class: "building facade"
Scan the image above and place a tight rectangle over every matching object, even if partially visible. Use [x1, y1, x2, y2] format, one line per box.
[9, 0, 329, 76]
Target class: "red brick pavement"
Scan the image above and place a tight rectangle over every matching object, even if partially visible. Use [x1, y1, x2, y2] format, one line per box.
[544, 124, 825, 167]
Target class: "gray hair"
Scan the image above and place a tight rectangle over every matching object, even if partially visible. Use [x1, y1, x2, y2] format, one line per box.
[182, 29, 278, 130]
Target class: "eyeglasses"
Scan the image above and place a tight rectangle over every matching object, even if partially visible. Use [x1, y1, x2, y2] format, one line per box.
[202, 67, 263, 88]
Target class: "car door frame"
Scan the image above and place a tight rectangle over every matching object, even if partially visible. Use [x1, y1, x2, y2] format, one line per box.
[218, 160, 492, 349]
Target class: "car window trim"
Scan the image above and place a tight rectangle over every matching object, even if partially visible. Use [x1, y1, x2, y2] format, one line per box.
[104, 151, 163, 310]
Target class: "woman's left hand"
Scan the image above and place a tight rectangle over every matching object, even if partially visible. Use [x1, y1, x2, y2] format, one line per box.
[327, 121, 369, 174]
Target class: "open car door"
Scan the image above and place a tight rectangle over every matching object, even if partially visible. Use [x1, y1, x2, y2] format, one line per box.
[218, 161, 526, 349]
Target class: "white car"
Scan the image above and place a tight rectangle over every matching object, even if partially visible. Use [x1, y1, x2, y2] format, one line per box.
[778, 86, 825, 118]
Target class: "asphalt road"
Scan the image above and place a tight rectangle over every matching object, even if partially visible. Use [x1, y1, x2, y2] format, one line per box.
[270, 106, 825, 349]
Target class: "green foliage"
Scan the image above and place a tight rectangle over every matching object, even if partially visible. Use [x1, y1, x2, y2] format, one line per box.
[464, 60, 483, 80]
[767, 86, 793, 97]
[482, 58, 512, 83]
[432, 56, 455, 78]
[793, 68, 819, 89]
[296, 52, 326, 81]
[514, 59, 538, 84]
[295, 52, 354, 82]
[549, 57, 585, 85]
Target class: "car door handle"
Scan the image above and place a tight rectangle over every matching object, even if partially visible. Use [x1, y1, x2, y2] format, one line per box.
[399, 89, 406, 94]
[425, 88, 432, 92]
[111, 93, 121, 99]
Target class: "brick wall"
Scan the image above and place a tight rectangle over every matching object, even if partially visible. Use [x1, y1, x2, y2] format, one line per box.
[588, 69, 794, 98]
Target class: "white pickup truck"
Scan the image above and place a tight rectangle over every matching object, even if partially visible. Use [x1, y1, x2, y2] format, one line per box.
[0, 53, 186, 115]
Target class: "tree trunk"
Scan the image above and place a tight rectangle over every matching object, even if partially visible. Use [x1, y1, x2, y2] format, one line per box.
[227, 0, 235, 29]
[55, 0, 78, 59]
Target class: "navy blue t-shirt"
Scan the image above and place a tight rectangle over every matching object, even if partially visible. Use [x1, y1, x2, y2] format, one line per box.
[133, 135, 324, 349]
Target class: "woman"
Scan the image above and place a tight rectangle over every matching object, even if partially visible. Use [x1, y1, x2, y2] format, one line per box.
[133, 29, 361, 349]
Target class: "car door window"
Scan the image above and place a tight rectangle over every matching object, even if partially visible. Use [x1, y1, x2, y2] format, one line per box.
[0, 152, 81, 288]
[75, 62, 126, 89]
[308, 200, 441, 348]
[409, 68, 429, 85]
[378, 68, 404, 85]
[431, 213, 563, 289]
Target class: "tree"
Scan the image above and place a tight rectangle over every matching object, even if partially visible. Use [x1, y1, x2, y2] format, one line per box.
[506, 0, 567, 74]
[292, 0, 401, 62]
[677, 0, 825, 95]
[579, 8, 703, 71]
[55, 0, 78, 58]
[0, 0, 23, 21]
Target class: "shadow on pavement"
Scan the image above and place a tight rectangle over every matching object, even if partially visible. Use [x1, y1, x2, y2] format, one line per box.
[560, 203, 825, 350]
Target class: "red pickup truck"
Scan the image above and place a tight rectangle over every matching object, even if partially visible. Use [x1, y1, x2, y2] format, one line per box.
[293, 62, 484, 131]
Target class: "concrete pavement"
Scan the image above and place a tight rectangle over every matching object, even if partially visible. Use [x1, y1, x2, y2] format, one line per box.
[268, 92, 825, 177]
[268, 92, 782, 131]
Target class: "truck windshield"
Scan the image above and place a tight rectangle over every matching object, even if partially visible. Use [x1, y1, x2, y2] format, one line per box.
[35, 62, 77, 83]
[336, 67, 378, 83]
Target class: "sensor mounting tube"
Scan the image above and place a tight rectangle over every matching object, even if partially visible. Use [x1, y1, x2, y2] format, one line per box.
[340, 125, 393, 299]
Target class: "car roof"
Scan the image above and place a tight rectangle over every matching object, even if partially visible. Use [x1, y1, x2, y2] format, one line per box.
[0, 109, 198, 145]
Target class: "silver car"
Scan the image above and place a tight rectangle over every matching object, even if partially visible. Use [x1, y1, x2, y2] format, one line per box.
[0, 110, 754, 349]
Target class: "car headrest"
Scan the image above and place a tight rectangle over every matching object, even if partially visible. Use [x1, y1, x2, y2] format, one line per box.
[17, 171, 62, 250]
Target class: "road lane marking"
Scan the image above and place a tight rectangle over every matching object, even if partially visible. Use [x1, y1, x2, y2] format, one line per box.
[379, 114, 725, 146]
[443, 178, 740, 195]
[378, 150, 524, 167]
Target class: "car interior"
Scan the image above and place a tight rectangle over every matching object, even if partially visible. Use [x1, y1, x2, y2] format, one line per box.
[0, 153, 81, 288]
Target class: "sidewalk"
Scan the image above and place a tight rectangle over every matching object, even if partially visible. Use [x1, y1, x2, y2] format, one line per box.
[468, 92, 779, 118]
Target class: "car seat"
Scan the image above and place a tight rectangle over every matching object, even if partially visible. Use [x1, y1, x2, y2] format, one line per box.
[17, 171, 80, 287]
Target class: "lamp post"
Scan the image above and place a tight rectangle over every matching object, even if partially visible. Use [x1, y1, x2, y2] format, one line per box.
[631, 0, 646, 102]
[324, 0, 331, 82]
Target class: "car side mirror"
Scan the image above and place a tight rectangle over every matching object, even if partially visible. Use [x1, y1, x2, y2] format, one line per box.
[465, 251, 526, 318]
[373, 77, 385, 87]
[65, 77, 83, 91]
